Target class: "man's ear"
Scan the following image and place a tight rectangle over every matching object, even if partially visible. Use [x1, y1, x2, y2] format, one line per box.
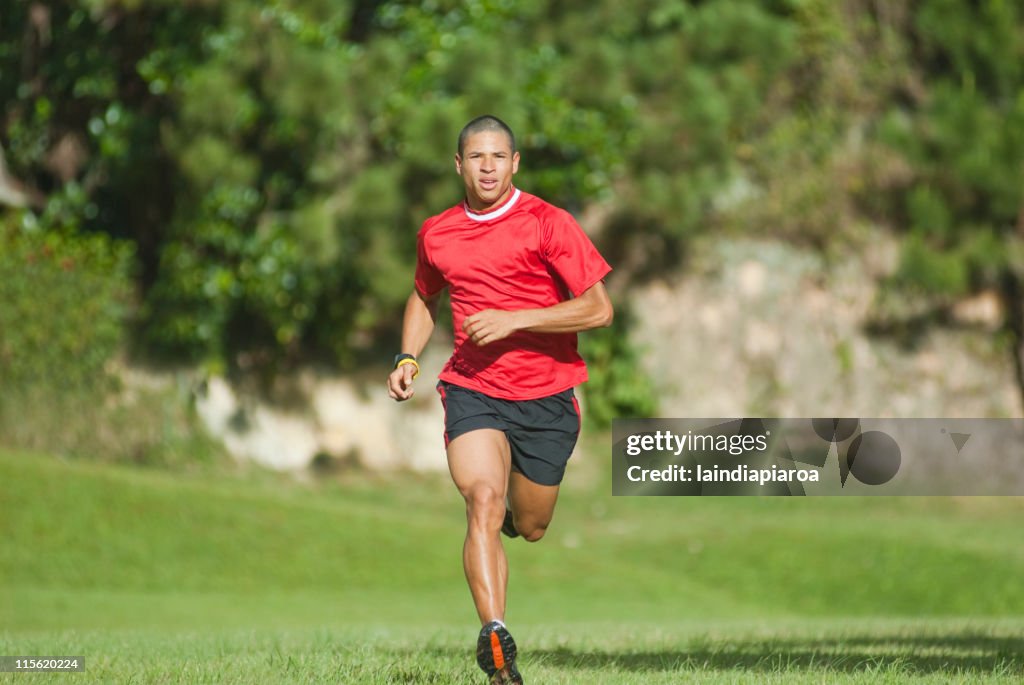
[454, 153, 463, 174]
[512, 151, 520, 174]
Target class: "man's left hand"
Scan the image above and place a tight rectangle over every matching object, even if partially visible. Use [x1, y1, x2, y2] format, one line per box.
[463, 309, 523, 346]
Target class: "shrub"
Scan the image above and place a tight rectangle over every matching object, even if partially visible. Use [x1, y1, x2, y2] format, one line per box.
[0, 212, 134, 456]
[0, 213, 134, 388]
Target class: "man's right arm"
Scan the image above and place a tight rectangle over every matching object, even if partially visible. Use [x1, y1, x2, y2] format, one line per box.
[387, 289, 441, 401]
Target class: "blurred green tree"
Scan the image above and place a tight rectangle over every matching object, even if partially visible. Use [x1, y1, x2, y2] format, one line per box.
[3, 0, 1022, 416]
[873, 0, 1024, 404]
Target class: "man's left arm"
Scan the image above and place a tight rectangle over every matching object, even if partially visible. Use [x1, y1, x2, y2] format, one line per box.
[462, 281, 613, 346]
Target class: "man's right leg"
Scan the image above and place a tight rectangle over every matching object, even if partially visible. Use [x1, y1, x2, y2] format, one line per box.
[448, 428, 524, 683]
[446, 428, 513, 625]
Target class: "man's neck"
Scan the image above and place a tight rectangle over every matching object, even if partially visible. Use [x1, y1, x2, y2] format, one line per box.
[465, 185, 516, 214]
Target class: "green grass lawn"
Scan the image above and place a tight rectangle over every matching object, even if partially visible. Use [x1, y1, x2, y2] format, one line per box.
[2, 448, 1023, 683]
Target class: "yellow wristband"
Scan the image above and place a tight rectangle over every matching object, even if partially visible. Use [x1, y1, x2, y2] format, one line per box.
[396, 357, 420, 379]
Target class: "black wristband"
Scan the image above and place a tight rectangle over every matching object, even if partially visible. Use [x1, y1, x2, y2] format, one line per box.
[393, 353, 416, 369]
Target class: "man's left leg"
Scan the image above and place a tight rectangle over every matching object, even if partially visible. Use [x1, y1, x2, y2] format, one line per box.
[506, 472, 559, 542]
[503, 387, 579, 542]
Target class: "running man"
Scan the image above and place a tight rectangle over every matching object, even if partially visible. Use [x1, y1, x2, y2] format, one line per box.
[387, 115, 613, 685]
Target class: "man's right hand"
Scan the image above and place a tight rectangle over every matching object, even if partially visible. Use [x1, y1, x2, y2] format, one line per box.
[387, 363, 417, 401]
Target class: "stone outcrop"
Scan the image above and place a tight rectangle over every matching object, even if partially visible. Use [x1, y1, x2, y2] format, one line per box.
[189, 236, 1020, 472]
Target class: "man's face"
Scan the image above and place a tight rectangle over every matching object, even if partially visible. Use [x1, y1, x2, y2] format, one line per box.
[455, 130, 520, 212]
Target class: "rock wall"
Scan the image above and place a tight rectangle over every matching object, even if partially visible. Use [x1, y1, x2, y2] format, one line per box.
[193, 345, 453, 472]
[630, 238, 1020, 419]
[188, 236, 1020, 472]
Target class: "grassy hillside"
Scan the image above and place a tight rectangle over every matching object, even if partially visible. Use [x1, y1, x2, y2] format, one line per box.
[1, 449, 1023, 682]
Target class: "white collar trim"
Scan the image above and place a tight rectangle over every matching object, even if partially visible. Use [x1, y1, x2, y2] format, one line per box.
[464, 188, 521, 222]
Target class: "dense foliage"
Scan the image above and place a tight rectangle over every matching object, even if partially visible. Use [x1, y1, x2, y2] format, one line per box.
[1, 0, 1022, 418]
[0, 215, 133, 389]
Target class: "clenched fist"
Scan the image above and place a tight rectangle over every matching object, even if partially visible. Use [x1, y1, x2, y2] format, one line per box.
[462, 309, 523, 346]
[387, 362, 418, 401]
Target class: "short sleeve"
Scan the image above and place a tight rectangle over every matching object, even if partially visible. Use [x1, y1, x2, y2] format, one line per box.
[414, 230, 446, 298]
[540, 208, 612, 296]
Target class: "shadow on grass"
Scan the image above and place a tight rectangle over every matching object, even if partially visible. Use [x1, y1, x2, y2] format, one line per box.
[420, 631, 1023, 676]
[527, 633, 1024, 675]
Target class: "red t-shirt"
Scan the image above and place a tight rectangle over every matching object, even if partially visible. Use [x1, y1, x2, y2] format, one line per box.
[415, 187, 612, 400]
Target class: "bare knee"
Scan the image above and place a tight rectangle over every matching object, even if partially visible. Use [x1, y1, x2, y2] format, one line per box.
[515, 518, 549, 543]
[465, 485, 505, 531]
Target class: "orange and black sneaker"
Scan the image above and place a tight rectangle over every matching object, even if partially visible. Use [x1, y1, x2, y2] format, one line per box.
[476, 620, 523, 684]
[500, 509, 520, 539]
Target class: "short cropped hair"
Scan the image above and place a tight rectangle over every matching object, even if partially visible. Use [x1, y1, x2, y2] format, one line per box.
[457, 115, 516, 157]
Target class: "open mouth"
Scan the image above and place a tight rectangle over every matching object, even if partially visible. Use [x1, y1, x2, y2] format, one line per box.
[479, 179, 498, 191]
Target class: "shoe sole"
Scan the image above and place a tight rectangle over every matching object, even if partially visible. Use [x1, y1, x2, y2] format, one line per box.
[477, 624, 522, 684]
[490, 664, 523, 684]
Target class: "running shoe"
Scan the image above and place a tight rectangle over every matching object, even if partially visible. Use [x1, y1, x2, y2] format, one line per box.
[476, 620, 523, 684]
[500, 509, 520, 539]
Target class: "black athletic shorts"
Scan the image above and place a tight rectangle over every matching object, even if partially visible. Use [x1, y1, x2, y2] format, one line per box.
[437, 381, 581, 486]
